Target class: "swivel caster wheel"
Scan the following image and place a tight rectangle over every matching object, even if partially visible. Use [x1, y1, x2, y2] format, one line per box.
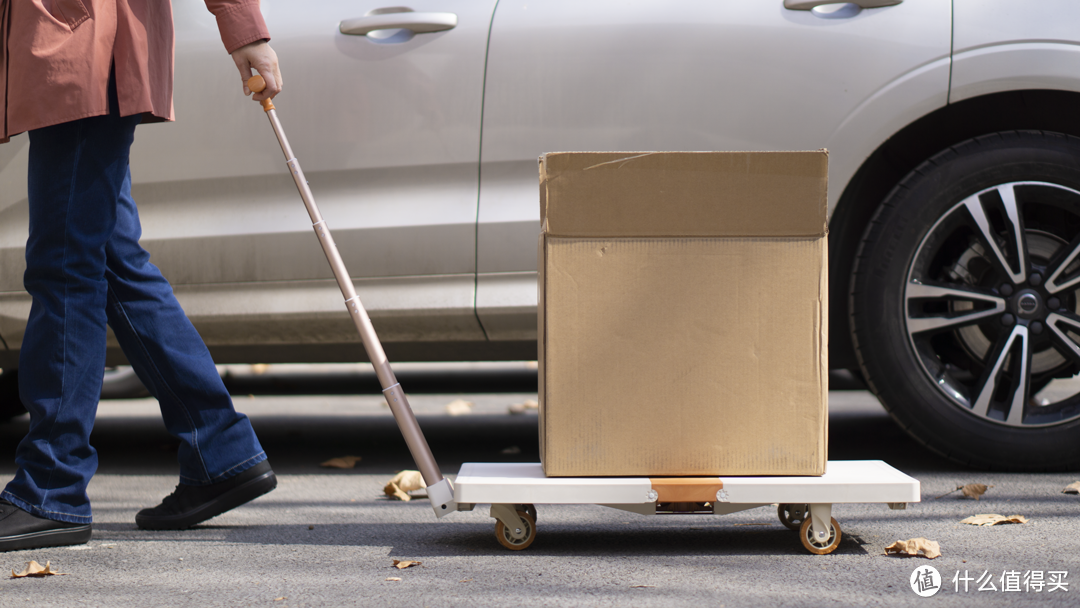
[777, 503, 809, 531]
[799, 517, 841, 555]
[495, 509, 536, 551]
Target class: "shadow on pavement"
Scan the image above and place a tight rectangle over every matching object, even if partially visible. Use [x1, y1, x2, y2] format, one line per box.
[85, 520, 872, 558]
[0, 391, 962, 477]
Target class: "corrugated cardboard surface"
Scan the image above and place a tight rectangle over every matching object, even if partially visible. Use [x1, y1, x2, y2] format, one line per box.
[538, 151, 828, 477]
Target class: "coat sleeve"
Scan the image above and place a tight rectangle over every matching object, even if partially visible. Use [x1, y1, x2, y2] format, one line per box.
[204, 0, 271, 54]
[0, 0, 9, 143]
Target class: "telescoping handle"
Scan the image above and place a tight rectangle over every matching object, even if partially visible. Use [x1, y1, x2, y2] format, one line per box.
[246, 75, 456, 518]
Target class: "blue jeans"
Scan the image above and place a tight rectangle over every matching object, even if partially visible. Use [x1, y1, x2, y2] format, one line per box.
[2, 83, 266, 525]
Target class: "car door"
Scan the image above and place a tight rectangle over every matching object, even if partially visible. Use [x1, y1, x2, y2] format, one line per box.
[475, 0, 951, 341]
[122, 1, 497, 360]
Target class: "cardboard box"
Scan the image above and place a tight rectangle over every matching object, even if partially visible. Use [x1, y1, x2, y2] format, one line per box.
[538, 151, 828, 477]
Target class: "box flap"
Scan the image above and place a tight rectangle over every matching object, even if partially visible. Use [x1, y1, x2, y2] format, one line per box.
[539, 151, 828, 238]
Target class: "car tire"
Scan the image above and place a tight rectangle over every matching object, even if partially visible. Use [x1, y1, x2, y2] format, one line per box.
[852, 130, 1080, 471]
[0, 369, 28, 422]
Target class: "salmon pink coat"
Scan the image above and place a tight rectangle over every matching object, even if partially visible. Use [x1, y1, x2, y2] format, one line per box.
[0, 0, 270, 142]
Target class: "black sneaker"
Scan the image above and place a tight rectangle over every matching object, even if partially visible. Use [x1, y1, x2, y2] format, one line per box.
[0, 500, 92, 552]
[136, 460, 277, 530]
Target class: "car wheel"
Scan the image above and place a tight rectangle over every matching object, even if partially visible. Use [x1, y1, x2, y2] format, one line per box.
[0, 369, 28, 422]
[852, 131, 1080, 470]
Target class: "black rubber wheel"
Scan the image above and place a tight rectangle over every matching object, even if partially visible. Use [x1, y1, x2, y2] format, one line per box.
[777, 503, 809, 531]
[852, 131, 1080, 470]
[0, 369, 28, 422]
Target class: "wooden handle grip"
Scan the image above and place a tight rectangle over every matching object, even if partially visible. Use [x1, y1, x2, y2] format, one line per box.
[246, 75, 275, 112]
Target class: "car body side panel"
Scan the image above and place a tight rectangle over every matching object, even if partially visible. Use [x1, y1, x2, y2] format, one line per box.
[0, 131, 30, 364]
[475, 0, 951, 341]
[824, 57, 952, 210]
[0, 1, 499, 363]
[0, 127, 28, 367]
[952, 1, 1080, 102]
[953, 0, 1080, 53]
[951, 44, 1080, 103]
[475, 271, 538, 342]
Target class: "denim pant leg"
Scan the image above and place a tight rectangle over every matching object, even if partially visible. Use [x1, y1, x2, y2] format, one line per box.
[103, 172, 266, 486]
[1, 110, 141, 524]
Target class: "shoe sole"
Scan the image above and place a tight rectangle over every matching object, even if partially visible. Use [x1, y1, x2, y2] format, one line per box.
[0, 524, 92, 552]
[135, 471, 277, 530]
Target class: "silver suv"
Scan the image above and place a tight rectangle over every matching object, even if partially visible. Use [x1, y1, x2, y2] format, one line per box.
[3, 0, 1080, 470]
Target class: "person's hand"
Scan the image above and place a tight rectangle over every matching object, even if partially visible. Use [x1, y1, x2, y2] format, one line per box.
[231, 40, 282, 101]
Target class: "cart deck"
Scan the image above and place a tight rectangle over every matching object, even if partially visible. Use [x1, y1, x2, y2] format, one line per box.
[453, 460, 920, 553]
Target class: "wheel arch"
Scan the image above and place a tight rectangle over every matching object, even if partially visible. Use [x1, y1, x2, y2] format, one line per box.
[828, 88, 1080, 371]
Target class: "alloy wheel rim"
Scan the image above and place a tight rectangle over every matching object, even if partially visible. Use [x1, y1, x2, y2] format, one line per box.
[904, 181, 1080, 428]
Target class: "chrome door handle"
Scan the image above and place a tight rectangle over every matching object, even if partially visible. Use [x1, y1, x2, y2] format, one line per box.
[340, 11, 457, 36]
[784, 0, 901, 9]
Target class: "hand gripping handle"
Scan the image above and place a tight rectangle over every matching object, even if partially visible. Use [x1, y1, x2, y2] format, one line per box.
[247, 74, 276, 112]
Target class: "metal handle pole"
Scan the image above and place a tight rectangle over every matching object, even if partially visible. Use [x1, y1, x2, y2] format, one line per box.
[246, 76, 456, 516]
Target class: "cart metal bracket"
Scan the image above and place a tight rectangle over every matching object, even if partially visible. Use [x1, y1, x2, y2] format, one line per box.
[809, 503, 832, 542]
[490, 503, 528, 540]
[427, 478, 457, 518]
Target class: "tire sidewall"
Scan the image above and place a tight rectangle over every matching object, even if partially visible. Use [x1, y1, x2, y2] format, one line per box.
[853, 132, 1080, 470]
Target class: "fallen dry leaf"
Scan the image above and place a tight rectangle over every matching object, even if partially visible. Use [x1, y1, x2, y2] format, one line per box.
[884, 538, 941, 559]
[961, 483, 991, 500]
[383, 470, 425, 502]
[934, 483, 993, 500]
[11, 560, 66, 578]
[393, 560, 421, 569]
[1063, 481, 1080, 495]
[960, 514, 1028, 526]
[445, 399, 474, 416]
[508, 399, 539, 415]
[385, 577, 402, 582]
[385, 483, 410, 501]
[320, 455, 361, 469]
[459, 579, 473, 583]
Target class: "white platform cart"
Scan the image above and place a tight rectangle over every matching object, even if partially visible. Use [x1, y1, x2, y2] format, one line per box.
[453, 461, 920, 554]
[247, 76, 922, 556]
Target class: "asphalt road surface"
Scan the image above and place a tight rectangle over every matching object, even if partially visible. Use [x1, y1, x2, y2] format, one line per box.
[1, 366, 1078, 607]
